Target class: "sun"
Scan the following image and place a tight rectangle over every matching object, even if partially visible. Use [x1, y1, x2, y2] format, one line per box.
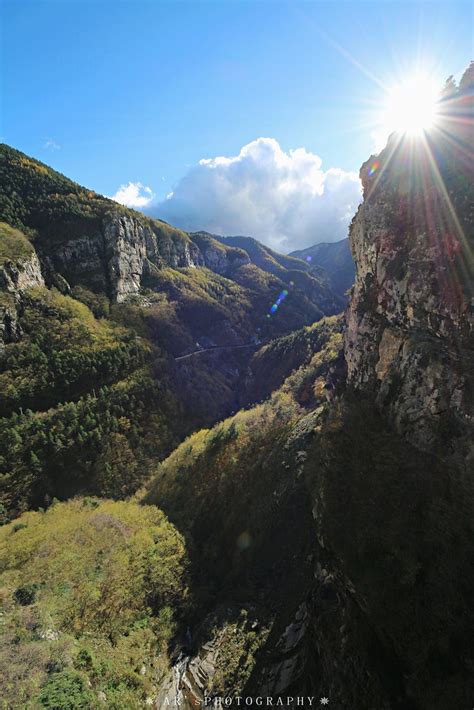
[383, 73, 440, 136]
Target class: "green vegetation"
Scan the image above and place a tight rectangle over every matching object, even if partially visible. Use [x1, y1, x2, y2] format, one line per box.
[245, 315, 344, 403]
[193, 606, 271, 697]
[0, 286, 189, 513]
[0, 143, 114, 237]
[215, 234, 313, 277]
[115, 262, 336, 359]
[0, 498, 190, 709]
[290, 239, 355, 299]
[144, 316, 343, 589]
[140, 266, 255, 352]
[0, 287, 149, 415]
[0, 143, 195, 284]
[0, 221, 34, 266]
[0, 142, 347, 520]
[0, 255, 339, 515]
[0, 365, 185, 513]
[0, 71, 472, 707]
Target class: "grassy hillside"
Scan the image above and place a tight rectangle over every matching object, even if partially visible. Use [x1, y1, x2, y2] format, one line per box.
[0, 221, 34, 266]
[0, 498, 189, 709]
[0, 143, 118, 237]
[213, 233, 344, 314]
[0, 143, 159, 240]
[144, 316, 344, 586]
[212, 233, 315, 275]
[140, 263, 338, 352]
[0, 287, 149, 415]
[243, 314, 344, 405]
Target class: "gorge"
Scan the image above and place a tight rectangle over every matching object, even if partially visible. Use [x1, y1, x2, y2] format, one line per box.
[0, 63, 473, 710]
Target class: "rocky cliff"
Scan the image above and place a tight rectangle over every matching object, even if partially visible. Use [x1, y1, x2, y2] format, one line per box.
[143, 65, 474, 710]
[0, 221, 45, 348]
[39, 211, 208, 301]
[346, 119, 473, 469]
[309, 68, 474, 708]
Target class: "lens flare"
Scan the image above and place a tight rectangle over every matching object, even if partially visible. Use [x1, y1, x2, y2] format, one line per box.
[237, 531, 252, 551]
[268, 289, 289, 316]
[368, 160, 380, 176]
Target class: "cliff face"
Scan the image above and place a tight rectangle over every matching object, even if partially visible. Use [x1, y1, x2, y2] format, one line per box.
[0, 144, 254, 303]
[143, 69, 474, 710]
[0, 222, 45, 348]
[0, 249, 44, 294]
[40, 211, 207, 302]
[345, 130, 473, 468]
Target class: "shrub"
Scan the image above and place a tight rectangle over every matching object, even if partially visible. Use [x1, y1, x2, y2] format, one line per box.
[39, 669, 95, 709]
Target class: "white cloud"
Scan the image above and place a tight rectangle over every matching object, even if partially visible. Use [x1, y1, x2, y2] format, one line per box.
[111, 182, 155, 208]
[153, 138, 362, 251]
[44, 138, 61, 150]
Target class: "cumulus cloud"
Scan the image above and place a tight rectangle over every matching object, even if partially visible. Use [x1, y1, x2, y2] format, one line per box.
[111, 182, 155, 208]
[153, 138, 362, 251]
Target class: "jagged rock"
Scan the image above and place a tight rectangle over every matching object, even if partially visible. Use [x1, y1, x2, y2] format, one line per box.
[37, 211, 206, 302]
[345, 132, 473, 469]
[0, 250, 44, 293]
[0, 295, 21, 350]
[0, 251, 45, 349]
[34, 212, 254, 303]
[155, 606, 267, 709]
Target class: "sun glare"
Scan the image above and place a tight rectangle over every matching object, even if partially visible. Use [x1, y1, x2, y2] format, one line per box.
[383, 74, 440, 136]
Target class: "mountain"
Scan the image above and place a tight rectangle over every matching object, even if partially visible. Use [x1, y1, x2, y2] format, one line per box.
[1, 63, 473, 710]
[209, 233, 318, 276]
[290, 237, 355, 299]
[145, 66, 474, 709]
[0, 144, 343, 514]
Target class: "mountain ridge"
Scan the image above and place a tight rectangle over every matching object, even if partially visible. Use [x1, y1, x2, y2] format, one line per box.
[0, 143, 344, 514]
[0, 62, 473, 709]
[290, 238, 355, 299]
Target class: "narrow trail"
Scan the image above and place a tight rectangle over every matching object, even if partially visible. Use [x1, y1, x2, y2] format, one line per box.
[174, 341, 264, 362]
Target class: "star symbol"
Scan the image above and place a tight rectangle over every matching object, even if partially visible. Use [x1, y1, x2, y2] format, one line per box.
[320, 699, 329, 706]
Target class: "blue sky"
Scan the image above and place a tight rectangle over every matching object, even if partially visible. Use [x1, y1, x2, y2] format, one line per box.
[1, 0, 472, 249]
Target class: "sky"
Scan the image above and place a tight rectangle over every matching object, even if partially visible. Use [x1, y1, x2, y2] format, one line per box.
[1, 0, 472, 251]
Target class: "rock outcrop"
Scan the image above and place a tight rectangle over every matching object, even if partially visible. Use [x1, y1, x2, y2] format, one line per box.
[0, 249, 45, 348]
[0, 249, 44, 294]
[37, 216, 254, 302]
[345, 121, 473, 469]
[38, 212, 207, 302]
[190, 231, 250, 275]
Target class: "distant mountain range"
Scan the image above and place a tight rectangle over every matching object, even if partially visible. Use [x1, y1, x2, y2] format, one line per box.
[290, 238, 355, 299]
[191, 231, 355, 300]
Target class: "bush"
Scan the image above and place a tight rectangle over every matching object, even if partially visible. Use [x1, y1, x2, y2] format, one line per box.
[0, 499, 191, 707]
[39, 669, 95, 709]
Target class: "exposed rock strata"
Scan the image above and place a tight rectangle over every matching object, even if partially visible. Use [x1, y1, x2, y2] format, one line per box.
[345, 136, 473, 468]
[36, 212, 255, 302]
[0, 250, 45, 348]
